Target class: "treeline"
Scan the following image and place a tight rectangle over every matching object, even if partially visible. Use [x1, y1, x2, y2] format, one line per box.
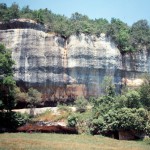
[0, 2, 150, 52]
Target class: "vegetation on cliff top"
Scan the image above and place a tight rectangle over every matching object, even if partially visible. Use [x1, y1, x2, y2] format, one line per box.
[0, 3, 150, 52]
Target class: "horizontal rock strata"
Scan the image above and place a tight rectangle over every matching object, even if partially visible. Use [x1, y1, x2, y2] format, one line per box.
[0, 20, 149, 102]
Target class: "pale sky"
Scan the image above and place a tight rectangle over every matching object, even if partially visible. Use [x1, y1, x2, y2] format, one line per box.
[0, 0, 150, 25]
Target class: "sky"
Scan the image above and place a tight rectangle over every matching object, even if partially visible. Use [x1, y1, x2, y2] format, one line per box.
[0, 0, 150, 25]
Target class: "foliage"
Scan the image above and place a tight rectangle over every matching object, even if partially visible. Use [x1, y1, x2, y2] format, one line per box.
[14, 87, 43, 109]
[117, 90, 141, 109]
[27, 88, 42, 108]
[90, 96, 149, 134]
[89, 78, 150, 135]
[130, 20, 150, 49]
[15, 87, 28, 104]
[1, 3, 150, 53]
[107, 18, 133, 52]
[67, 114, 78, 127]
[101, 76, 115, 97]
[139, 74, 150, 111]
[67, 110, 92, 134]
[0, 112, 29, 130]
[103, 108, 148, 131]
[74, 97, 88, 113]
[0, 44, 16, 111]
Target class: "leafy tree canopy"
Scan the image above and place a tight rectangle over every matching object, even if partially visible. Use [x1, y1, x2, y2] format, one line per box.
[1, 3, 150, 52]
[0, 44, 16, 111]
[90, 76, 150, 135]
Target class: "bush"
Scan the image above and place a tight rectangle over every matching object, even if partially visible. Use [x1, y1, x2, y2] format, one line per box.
[0, 112, 29, 131]
[117, 90, 142, 109]
[27, 88, 42, 108]
[89, 117, 105, 134]
[139, 74, 150, 111]
[74, 97, 88, 113]
[67, 115, 78, 127]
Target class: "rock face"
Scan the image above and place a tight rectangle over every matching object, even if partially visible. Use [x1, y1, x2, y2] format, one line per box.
[0, 21, 149, 102]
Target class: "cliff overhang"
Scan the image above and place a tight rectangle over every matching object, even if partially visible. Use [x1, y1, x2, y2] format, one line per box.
[0, 18, 47, 32]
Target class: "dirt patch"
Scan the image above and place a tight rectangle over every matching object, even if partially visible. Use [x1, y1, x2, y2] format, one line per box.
[17, 123, 78, 134]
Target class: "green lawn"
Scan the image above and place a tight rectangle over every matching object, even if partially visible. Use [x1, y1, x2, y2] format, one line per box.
[0, 133, 149, 150]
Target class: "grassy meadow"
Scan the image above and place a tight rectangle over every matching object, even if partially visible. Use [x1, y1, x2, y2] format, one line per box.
[0, 133, 150, 150]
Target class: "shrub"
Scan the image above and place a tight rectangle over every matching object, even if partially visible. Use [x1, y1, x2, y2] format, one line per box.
[67, 115, 78, 127]
[27, 88, 42, 108]
[0, 112, 29, 131]
[74, 97, 88, 113]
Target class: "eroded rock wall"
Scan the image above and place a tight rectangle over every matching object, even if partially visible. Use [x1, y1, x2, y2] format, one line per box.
[0, 23, 149, 102]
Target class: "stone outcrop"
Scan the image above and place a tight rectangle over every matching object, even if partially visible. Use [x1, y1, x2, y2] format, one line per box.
[0, 19, 47, 32]
[0, 20, 149, 103]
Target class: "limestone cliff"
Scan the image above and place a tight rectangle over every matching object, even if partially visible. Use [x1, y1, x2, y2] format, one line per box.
[0, 20, 149, 102]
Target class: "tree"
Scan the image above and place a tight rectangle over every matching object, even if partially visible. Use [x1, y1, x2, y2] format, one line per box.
[139, 74, 150, 111]
[107, 18, 132, 52]
[21, 5, 31, 14]
[93, 18, 109, 34]
[90, 77, 149, 135]
[74, 97, 88, 113]
[27, 88, 42, 116]
[101, 76, 115, 97]
[27, 88, 42, 108]
[0, 3, 8, 22]
[8, 3, 20, 20]
[0, 44, 16, 111]
[14, 87, 28, 108]
[92, 77, 116, 118]
[131, 20, 150, 49]
[118, 90, 141, 109]
[70, 12, 93, 35]
[103, 108, 148, 132]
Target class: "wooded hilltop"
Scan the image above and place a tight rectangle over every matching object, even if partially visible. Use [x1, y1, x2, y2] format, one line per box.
[1, 2, 150, 53]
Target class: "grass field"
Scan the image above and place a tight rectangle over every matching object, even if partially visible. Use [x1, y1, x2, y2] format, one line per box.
[0, 133, 150, 150]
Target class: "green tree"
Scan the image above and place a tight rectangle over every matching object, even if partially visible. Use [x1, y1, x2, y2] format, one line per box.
[27, 88, 42, 116]
[93, 18, 109, 34]
[27, 88, 42, 108]
[70, 12, 92, 35]
[74, 97, 88, 113]
[0, 3, 8, 22]
[14, 87, 28, 108]
[90, 78, 149, 135]
[20, 5, 33, 19]
[101, 76, 115, 97]
[21, 5, 31, 14]
[117, 90, 141, 109]
[103, 108, 148, 132]
[53, 14, 72, 37]
[139, 74, 150, 111]
[131, 20, 150, 49]
[8, 3, 20, 20]
[107, 18, 132, 52]
[92, 77, 116, 118]
[0, 44, 16, 111]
